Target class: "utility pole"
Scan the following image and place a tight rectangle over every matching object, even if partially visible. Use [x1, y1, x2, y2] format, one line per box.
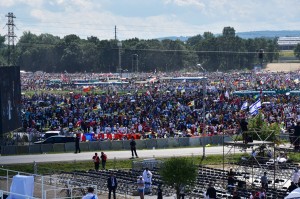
[114, 25, 117, 41]
[6, 12, 17, 66]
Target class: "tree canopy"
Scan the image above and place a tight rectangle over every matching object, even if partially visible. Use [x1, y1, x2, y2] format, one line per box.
[0, 27, 280, 72]
[160, 157, 197, 199]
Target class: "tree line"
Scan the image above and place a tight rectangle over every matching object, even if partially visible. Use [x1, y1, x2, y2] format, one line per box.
[0, 27, 280, 73]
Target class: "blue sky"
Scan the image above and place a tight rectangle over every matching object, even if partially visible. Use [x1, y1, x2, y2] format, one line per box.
[1, 0, 300, 40]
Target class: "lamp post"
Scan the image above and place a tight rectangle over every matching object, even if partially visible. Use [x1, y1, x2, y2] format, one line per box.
[117, 41, 122, 74]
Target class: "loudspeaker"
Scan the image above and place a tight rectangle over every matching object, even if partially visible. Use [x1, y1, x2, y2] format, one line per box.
[0, 66, 22, 135]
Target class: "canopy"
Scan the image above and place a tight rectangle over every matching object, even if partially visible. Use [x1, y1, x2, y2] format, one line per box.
[285, 188, 300, 199]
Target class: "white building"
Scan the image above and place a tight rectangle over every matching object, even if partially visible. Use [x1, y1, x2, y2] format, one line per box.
[277, 37, 300, 50]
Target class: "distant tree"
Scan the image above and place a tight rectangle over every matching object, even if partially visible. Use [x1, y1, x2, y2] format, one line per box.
[222, 26, 236, 38]
[294, 44, 300, 59]
[160, 157, 197, 199]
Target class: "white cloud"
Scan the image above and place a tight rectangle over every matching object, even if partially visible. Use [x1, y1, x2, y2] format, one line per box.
[3, 0, 300, 40]
[164, 0, 205, 10]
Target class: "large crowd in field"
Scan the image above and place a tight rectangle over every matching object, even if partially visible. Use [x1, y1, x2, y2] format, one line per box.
[19, 70, 300, 142]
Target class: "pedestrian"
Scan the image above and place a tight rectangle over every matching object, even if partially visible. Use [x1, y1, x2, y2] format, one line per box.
[142, 167, 152, 194]
[100, 151, 107, 170]
[157, 184, 163, 199]
[75, 134, 81, 153]
[206, 183, 216, 199]
[107, 173, 117, 199]
[260, 172, 268, 190]
[130, 137, 139, 158]
[82, 187, 98, 199]
[92, 153, 100, 171]
[137, 175, 145, 199]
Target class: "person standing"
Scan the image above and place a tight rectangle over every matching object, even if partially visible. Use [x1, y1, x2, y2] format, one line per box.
[206, 183, 217, 199]
[92, 153, 100, 171]
[75, 134, 81, 153]
[142, 168, 153, 194]
[293, 121, 300, 151]
[240, 118, 249, 144]
[100, 151, 107, 170]
[130, 137, 139, 158]
[107, 173, 117, 199]
[261, 172, 268, 190]
[82, 187, 98, 199]
[157, 184, 163, 199]
[137, 175, 145, 199]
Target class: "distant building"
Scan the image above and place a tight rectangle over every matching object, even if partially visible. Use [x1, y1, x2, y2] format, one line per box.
[277, 37, 300, 50]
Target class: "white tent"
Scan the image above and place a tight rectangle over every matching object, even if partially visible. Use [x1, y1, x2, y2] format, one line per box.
[285, 188, 300, 199]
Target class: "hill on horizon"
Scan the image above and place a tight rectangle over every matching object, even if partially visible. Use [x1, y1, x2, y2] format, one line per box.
[158, 30, 300, 41]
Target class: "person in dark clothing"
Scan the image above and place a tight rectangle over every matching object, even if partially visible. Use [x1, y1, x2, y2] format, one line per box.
[107, 173, 118, 199]
[293, 121, 300, 151]
[75, 134, 80, 153]
[130, 137, 139, 158]
[206, 183, 216, 199]
[232, 191, 241, 199]
[157, 184, 163, 199]
[100, 151, 107, 170]
[288, 182, 298, 193]
[92, 152, 100, 171]
[240, 118, 249, 144]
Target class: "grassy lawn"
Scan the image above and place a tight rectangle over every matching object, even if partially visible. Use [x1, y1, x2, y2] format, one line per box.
[0, 153, 245, 176]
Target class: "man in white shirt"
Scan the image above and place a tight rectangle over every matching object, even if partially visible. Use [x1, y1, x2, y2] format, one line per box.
[82, 187, 98, 199]
[142, 168, 153, 194]
[291, 168, 300, 184]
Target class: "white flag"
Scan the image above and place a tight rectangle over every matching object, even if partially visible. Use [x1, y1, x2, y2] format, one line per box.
[249, 99, 261, 116]
[241, 102, 248, 110]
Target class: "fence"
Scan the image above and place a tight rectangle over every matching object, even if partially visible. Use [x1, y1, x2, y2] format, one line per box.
[1, 135, 232, 155]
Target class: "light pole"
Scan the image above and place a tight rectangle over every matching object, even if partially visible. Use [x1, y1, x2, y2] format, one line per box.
[117, 41, 122, 74]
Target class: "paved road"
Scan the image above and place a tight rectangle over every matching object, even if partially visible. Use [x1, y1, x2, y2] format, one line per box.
[0, 146, 247, 165]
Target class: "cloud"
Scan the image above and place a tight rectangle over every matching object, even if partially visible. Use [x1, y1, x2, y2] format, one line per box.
[164, 0, 205, 10]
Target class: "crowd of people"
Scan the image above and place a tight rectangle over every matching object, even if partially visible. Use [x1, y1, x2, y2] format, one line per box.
[19, 69, 300, 145]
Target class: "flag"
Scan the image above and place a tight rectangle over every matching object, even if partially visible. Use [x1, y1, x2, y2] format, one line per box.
[225, 91, 230, 99]
[93, 104, 101, 111]
[188, 100, 195, 107]
[241, 102, 248, 110]
[83, 86, 91, 92]
[249, 99, 261, 116]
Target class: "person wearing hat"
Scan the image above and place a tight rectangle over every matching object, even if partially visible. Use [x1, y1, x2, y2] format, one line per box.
[137, 175, 145, 199]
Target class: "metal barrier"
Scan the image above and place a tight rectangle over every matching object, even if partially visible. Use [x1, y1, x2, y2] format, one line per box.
[0, 189, 39, 199]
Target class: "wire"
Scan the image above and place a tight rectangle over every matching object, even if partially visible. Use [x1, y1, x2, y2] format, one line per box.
[15, 42, 278, 54]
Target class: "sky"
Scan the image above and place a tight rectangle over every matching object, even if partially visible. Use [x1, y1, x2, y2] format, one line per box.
[0, 0, 300, 41]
